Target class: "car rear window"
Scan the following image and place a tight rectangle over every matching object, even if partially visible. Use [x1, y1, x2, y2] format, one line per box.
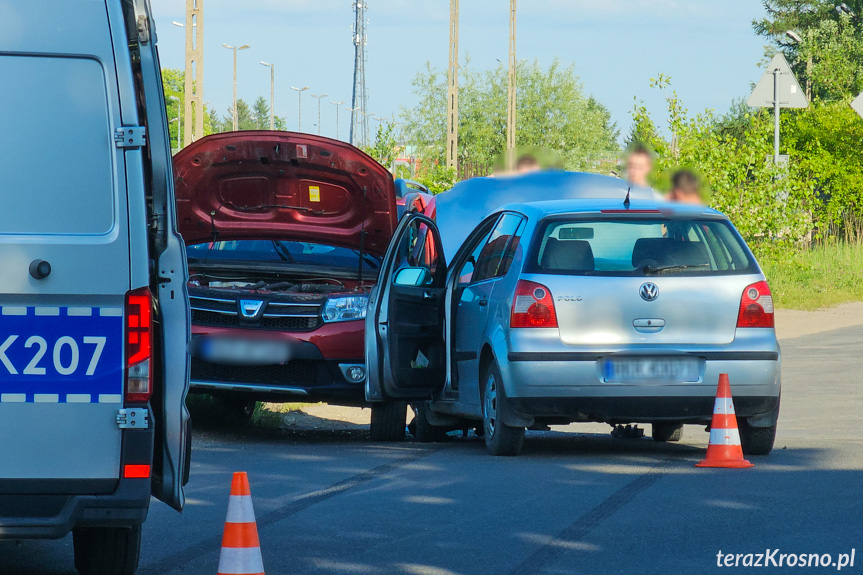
[0, 56, 115, 236]
[527, 218, 757, 276]
[186, 240, 382, 271]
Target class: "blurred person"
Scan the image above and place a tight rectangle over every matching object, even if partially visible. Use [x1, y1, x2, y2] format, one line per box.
[625, 144, 653, 188]
[668, 169, 704, 205]
[516, 153, 541, 174]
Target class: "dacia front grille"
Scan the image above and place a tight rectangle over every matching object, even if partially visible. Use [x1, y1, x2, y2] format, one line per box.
[189, 290, 324, 332]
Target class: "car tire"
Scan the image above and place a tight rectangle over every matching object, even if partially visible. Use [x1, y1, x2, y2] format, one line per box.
[481, 360, 524, 456]
[412, 402, 448, 443]
[216, 396, 256, 424]
[739, 420, 776, 455]
[370, 401, 407, 441]
[73, 525, 141, 575]
[652, 423, 683, 442]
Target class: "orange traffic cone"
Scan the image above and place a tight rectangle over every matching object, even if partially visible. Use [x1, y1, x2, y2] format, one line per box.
[218, 472, 265, 575]
[696, 374, 754, 469]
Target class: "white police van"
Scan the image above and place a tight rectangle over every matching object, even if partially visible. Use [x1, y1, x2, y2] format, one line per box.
[0, 1, 191, 573]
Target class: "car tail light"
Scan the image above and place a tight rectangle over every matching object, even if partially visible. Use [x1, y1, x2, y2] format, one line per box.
[124, 464, 151, 479]
[125, 287, 152, 403]
[511, 280, 558, 328]
[737, 281, 774, 328]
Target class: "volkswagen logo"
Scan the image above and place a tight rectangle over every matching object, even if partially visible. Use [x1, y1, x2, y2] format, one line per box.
[639, 282, 659, 302]
[239, 299, 264, 318]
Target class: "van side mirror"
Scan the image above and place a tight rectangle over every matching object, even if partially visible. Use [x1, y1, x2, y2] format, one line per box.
[394, 266, 431, 287]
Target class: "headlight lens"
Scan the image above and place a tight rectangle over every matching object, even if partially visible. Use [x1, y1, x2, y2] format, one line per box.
[322, 295, 368, 323]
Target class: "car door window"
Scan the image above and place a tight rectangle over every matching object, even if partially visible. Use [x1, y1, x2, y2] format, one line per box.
[472, 214, 524, 283]
[496, 218, 526, 278]
[393, 217, 443, 286]
[456, 229, 494, 286]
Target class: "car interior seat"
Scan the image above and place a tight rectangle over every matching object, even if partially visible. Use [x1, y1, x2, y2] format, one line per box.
[540, 238, 595, 272]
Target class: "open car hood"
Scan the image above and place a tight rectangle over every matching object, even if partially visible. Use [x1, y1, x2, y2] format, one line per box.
[174, 131, 397, 256]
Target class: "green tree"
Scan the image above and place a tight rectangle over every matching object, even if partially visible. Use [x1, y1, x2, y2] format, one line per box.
[162, 68, 184, 149]
[252, 96, 270, 130]
[754, 0, 863, 100]
[222, 99, 256, 131]
[402, 58, 619, 173]
[364, 121, 399, 168]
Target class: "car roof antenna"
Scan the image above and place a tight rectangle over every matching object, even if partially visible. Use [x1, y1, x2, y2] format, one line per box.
[623, 186, 631, 209]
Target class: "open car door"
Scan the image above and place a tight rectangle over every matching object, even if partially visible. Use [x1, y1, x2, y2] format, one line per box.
[366, 214, 448, 401]
[130, 0, 191, 511]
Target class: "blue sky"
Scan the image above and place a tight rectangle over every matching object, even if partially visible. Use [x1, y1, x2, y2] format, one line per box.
[151, 0, 768, 143]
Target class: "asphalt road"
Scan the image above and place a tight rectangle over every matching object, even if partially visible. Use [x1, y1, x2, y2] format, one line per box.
[4, 324, 862, 575]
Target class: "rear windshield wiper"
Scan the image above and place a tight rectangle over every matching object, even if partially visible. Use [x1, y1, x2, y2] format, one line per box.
[643, 263, 710, 275]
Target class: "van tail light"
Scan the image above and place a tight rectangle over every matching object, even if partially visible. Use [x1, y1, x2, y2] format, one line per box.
[125, 287, 153, 403]
[511, 280, 558, 328]
[737, 281, 774, 328]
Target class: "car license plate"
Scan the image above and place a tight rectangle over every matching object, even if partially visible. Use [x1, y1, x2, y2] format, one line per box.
[196, 336, 291, 366]
[601, 356, 701, 383]
[0, 305, 123, 403]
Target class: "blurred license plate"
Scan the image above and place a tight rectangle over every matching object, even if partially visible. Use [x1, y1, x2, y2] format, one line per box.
[602, 357, 700, 383]
[197, 337, 290, 366]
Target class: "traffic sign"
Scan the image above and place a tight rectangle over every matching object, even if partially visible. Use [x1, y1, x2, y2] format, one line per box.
[852, 92, 863, 119]
[747, 53, 809, 109]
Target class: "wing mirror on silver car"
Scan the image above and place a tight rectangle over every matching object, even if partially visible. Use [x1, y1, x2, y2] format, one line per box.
[394, 266, 432, 287]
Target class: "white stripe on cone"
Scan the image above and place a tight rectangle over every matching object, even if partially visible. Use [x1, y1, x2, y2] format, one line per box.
[708, 427, 741, 446]
[225, 495, 256, 523]
[217, 547, 265, 575]
[713, 397, 735, 414]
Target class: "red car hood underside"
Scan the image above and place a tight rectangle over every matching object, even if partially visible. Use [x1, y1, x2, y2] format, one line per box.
[173, 131, 397, 256]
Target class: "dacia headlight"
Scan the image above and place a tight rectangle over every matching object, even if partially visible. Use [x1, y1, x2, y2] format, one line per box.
[322, 295, 368, 323]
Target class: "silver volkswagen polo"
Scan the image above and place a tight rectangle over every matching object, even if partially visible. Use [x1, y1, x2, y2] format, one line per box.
[365, 173, 780, 456]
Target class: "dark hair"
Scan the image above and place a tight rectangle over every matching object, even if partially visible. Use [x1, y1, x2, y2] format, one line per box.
[671, 169, 699, 193]
[516, 154, 539, 169]
[626, 143, 653, 162]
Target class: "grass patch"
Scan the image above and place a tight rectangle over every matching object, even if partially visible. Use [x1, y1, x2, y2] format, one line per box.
[186, 393, 315, 429]
[759, 241, 863, 310]
[251, 402, 315, 428]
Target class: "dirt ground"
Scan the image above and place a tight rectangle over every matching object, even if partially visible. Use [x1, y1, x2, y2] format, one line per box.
[264, 303, 863, 428]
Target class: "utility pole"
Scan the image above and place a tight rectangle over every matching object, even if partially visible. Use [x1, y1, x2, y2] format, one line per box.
[260, 61, 275, 130]
[182, 0, 204, 145]
[311, 93, 328, 135]
[506, 0, 517, 171]
[350, 1, 369, 147]
[446, 0, 459, 172]
[291, 86, 309, 132]
[223, 43, 250, 131]
[330, 100, 345, 140]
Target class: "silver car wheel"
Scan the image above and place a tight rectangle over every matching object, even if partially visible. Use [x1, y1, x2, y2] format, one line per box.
[484, 372, 498, 437]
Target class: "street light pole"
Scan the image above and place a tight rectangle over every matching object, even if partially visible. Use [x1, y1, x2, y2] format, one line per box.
[168, 95, 182, 151]
[291, 86, 309, 132]
[260, 61, 275, 130]
[311, 94, 328, 135]
[223, 43, 250, 131]
[330, 100, 345, 140]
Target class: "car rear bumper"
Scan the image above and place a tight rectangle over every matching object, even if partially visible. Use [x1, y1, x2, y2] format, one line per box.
[508, 395, 780, 425]
[498, 343, 780, 424]
[0, 430, 152, 540]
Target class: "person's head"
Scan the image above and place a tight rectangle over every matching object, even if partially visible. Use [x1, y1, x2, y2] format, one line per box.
[625, 144, 653, 187]
[516, 153, 540, 173]
[669, 169, 703, 204]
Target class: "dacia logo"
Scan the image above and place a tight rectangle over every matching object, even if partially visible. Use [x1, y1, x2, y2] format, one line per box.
[239, 299, 264, 319]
